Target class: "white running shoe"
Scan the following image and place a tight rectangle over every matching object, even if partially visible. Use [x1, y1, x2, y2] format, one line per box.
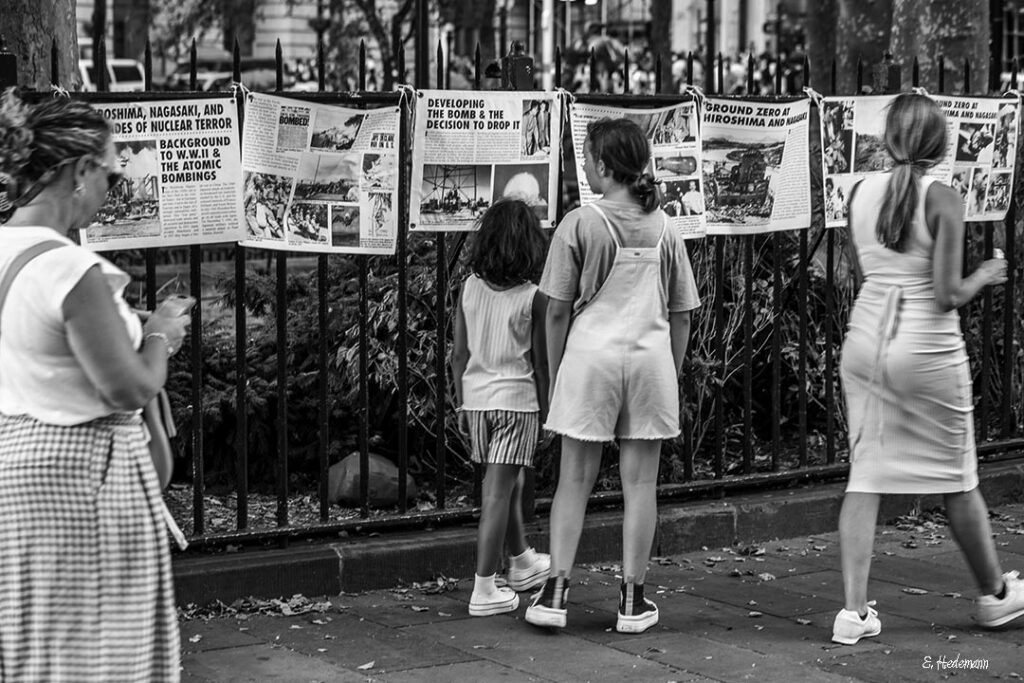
[831, 602, 881, 645]
[976, 571, 1024, 628]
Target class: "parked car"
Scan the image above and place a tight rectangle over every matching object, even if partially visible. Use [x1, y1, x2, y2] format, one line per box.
[163, 56, 285, 91]
[78, 58, 146, 92]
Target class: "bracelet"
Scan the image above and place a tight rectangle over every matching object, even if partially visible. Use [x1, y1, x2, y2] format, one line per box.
[144, 332, 175, 357]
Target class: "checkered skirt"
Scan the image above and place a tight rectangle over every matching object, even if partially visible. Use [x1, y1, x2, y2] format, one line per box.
[0, 412, 179, 682]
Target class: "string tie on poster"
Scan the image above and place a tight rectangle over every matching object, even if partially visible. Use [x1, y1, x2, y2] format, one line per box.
[911, 86, 930, 97]
[680, 83, 705, 109]
[230, 81, 252, 104]
[1002, 88, 1021, 100]
[394, 83, 417, 111]
[49, 85, 70, 99]
[802, 86, 824, 108]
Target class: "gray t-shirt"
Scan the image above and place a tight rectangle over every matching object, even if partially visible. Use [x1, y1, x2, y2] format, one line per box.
[540, 199, 701, 315]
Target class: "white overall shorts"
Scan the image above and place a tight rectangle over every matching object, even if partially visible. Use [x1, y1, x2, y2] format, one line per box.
[545, 205, 680, 442]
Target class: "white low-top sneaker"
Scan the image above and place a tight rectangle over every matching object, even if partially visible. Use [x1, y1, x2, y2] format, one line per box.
[831, 602, 881, 645]
[508, 551, 551, 592]
[468, 586, 519, 617]
[976, 571, 1024, 628]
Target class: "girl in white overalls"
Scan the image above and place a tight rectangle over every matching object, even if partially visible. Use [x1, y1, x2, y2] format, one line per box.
[526, 118, 700, 633]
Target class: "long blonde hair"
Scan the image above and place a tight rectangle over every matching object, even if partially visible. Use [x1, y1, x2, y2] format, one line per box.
[877, 93, 947, 251]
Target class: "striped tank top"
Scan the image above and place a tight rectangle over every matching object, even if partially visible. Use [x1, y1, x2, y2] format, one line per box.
[460, 274, 539, 412]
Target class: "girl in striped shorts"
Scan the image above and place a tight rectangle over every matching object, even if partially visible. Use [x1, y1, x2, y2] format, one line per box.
[452, 199, 552, 616]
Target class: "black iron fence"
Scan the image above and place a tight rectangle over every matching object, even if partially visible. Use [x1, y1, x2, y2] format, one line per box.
[7, 31, 1022, 550]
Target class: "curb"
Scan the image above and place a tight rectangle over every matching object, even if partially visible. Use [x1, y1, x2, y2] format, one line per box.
[173, 461, 1024, 605]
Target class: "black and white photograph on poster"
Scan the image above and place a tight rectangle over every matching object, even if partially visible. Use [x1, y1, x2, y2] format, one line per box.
[652, 107, 695, 146]
[417, 164, 492, 227]
[993, 104, 1017, 168]
[967, 167, 989, 216]
[330, 204, 360, 248]
[243, 171, 290, 239]
[286, 202, 329, 245]
[620, 111, 660, 140]
[852, 98, 892, 173]
[702, 127, 785, 226]
[660, 178, 703, 216]
[368, 192, 394, 238]
[821, 99, 855, 174]
[521, 100, 552, 157]
[310, 109, 364, 151]
[824, 176, 857, 223]
[362, 153, 397, 190]
[491, 163, 549, 221]
[89, 140, 161, 239]
[951, 170, 970, 206]
[294, 153, 360, 201]
[956, 122, 995, 163]
[985, 171, 1012, 213]
[655, 154, 699, 176]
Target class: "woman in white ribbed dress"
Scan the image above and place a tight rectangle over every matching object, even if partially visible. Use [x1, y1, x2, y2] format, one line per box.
[0, 90, 189, 681]
[834, 93, 1023, 645]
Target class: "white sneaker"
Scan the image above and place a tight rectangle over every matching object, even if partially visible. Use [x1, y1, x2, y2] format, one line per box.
[831, 602, 881, 645]
[616, 597, 659, 634]
[976, 571, 1024, 628]
[508, 551, 551, 592]
[469, 586, 519, 617]
[524, 575, 569, 629]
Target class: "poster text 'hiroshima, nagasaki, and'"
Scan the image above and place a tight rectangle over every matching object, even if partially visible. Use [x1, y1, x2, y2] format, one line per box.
[240, 92, 400, 254]
[410, 91, 562, 231]
[83, 97, 245, 251]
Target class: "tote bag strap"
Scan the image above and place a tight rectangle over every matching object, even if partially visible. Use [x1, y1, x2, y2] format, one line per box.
[0, 240, 66, 334]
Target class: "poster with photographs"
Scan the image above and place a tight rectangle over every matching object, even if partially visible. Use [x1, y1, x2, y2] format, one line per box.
[569, 100, 704, 239]
[410, 91, 562, 231]
[700, 97, 811, 235]
[933, 95, 1019, 222]
[80, 98, 245, 250]
[239, 92, 400, 254]
[820, 94, 1019, 227]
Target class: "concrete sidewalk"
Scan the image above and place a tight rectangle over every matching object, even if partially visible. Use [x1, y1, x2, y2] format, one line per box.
[180, 504, 1024, 682]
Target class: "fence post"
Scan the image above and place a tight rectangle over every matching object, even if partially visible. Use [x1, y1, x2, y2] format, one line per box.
[0, 35, 17, 89]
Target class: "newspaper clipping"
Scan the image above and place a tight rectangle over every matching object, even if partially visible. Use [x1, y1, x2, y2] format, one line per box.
[410, 91, 562, 231]
[81, 97, 244, 251]
[820, 94, 1018, 227]
[933, 95, 1018, 222]
[701, 96, 811, 235]
[569, 101, 704, 239]
[239, 92, 400, 254]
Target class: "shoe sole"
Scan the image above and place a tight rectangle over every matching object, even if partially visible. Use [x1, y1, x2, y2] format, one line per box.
[508, 568, 550, 592]
[469, 595, 519, 617]
[831, 626, 881, 645]
[977, 607, 1024, 628]
[616, 611, 659, 634]
[525, 605, 566, 628]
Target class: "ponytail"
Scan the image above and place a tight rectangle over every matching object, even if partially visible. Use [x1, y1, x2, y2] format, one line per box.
[630, 172, 659, 213]
[876, 163, 918, 251]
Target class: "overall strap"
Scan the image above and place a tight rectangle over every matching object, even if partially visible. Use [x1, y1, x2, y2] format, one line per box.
[588, 203, 621, 248]
[654, 213, 668, 249]
[0, 240, 66, 333]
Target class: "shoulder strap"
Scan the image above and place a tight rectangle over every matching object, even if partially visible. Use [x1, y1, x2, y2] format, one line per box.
[588, 203, 622, 248]
[0, 240, 66, 327]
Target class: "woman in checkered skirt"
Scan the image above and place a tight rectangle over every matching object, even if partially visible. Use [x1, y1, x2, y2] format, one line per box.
[0, 90, 190, 681]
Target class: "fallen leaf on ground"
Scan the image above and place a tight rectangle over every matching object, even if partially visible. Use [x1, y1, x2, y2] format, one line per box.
[357, 661, 375, 670]
[902, 588, 929, 595]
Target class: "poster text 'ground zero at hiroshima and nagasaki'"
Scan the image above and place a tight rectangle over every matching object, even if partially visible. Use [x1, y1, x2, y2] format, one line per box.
[82, 98, 245, 251]
[410, 91, 562, 231]
[240, 92, 401, 255]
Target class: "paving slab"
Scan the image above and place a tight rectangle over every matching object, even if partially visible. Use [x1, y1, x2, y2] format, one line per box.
[377, 660, 552, 682]
[182, 644, 369, 683]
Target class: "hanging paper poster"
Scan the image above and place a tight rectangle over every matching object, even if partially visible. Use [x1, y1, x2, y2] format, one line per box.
[238, 92, 400, 254]
[80, 97, 245, 251]
[410, 91, 562, 231]
[932, 95, 1019, 222]
[569, 100, 704, 239]
[820, 94, 1019, 227]
[701, 96, 812, 235]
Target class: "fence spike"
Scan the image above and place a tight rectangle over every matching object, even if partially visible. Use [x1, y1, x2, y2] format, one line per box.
[686, 51, 693, 86]
[655, 53, 662, 94]
[232, 38, 241, 85]
[623, 48, 630, 94]
[189, 38, 197, 91]
[474, 43, 481, 90]
[912, 56, 919, 88]
[938, 53, 945, 93]
[359, 40, 367, 90]
[50, 38, 59, 88]
[275, 39, 283, 91]
[555, 45, 562, 89]
[964, 57, 971, 94]
[746, 52, 755, 94]
[317, 38, 325, 91]
[589, 47, 598, 92]
[436, 40, 443, 89]
[144, 39, 152, 91]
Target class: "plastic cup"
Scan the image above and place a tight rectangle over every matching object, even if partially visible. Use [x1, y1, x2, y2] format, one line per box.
[994, 248, 1005, 260]
[158, 294, 196, 317]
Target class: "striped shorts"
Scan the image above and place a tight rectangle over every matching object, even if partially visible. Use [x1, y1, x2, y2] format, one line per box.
[465, 410, 540, 467]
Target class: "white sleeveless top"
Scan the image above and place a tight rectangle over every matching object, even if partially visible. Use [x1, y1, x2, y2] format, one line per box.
[460, 274, 539, 412]
[0, 227, 142, 425]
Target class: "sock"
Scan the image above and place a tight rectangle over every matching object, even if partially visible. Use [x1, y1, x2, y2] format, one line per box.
[510, 547, 537, 570]
[858, 610, 868, 620]
[995, 581, 1007, 600]
[474, 573, 497, 595]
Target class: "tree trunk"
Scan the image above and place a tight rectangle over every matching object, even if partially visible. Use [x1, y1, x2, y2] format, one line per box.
[0, 0, 78, 89]
[890, 0, 989, 94]
[835, 0, 893, 94]
[649, 0, 672, 92]
[805, 0, 838, 92]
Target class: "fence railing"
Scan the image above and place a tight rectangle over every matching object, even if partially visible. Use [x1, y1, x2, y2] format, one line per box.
[14, 32, 1023, 550]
